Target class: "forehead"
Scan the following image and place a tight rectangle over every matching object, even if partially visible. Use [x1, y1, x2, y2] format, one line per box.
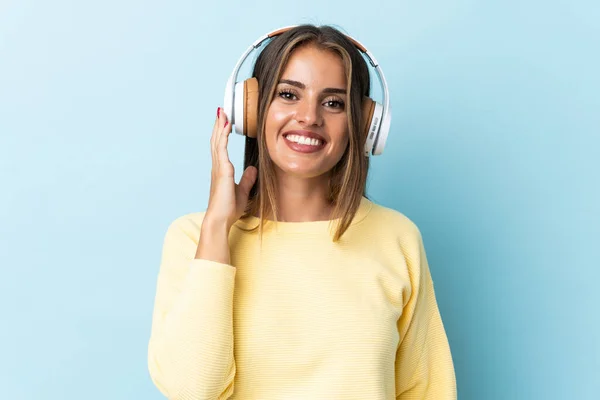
[280, 44, 346, 87]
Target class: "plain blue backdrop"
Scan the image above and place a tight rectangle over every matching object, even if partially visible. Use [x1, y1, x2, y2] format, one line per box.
[1, 0, 598, 399]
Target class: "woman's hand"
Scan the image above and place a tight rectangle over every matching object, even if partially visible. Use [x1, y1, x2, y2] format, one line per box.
[205, 107, 258, 231]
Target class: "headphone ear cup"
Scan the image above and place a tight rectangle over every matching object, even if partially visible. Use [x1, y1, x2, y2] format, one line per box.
[362, 97, 375, 156]
[243, 77, 259, 138]
[361, 96, 375, 138]
[362, 97, 383, 156]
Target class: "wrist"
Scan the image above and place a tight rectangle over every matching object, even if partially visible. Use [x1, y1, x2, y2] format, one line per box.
[201, 215, 231, 235]
[196, 216, 231, 263]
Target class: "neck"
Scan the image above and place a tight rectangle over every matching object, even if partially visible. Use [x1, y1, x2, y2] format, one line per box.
[267, 172, 333, 222]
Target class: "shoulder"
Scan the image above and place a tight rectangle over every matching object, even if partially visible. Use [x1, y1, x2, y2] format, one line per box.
[166, 210, 206, 231]
[365, 199, 423, 242]
[363, 201, 431, 291]
[155, 211, 210, 261]
[361, 199, 427, 268]
[160, 211, 207, 247]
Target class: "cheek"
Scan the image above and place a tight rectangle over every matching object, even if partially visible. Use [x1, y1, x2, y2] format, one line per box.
[331, 118, 350, 151]
[264, 105, 288, 149]
[265, 104, 291, 133]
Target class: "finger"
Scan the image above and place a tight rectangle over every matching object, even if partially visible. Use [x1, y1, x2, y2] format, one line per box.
[210, 107, 224, 194]
[210, 106, 223, 157]
[216, 109, 229, 153]
[217, 114, 233, 170]
[238, 166, 258, 199]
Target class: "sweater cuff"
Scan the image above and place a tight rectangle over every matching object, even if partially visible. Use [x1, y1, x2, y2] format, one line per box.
[184, 258, 236, 291]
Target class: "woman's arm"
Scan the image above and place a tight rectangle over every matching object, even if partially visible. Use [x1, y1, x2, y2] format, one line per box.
[196, 217, 232, 264]
[395, 228, 457, 399]
[147, 216, 237, 400]
[147, 106, 256, 399]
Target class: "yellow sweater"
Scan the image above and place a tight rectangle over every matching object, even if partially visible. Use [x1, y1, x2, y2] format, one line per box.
[147, 196, 456, 399]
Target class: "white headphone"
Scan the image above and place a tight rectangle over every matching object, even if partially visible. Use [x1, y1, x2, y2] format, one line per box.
[223, 25, 391, 156]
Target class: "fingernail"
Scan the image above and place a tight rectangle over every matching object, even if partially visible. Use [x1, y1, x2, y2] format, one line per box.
[217, 107, 220, 117]
[224, 121, 228, 128]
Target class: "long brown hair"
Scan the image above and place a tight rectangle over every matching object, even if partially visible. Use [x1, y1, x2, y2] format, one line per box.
[241, 24, 372, 242]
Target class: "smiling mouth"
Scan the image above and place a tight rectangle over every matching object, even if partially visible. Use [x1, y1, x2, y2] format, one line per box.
[282, 132, 327, 154]
[283, 133, 325, 146]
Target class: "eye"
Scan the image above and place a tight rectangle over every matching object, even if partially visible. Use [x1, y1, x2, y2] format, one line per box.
[324, 98, 345, 109]
[278, 88, 298, 101]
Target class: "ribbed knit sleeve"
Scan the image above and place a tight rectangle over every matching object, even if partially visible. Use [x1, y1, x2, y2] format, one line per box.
[395, 228, 457, 399]
[147, 217, 237, 400]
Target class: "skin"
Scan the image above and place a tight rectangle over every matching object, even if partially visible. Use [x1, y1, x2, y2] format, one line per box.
[198, 44, 350, 261]
[263, 44, 350, 222]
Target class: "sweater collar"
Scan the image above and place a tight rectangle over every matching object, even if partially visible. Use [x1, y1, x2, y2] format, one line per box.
[233, 196, 373, 234]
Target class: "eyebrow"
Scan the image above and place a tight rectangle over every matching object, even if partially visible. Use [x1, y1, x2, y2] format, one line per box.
[279, 79, 346, 95]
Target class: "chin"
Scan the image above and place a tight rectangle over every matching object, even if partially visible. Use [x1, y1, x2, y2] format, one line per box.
[276, 162, 329, 179]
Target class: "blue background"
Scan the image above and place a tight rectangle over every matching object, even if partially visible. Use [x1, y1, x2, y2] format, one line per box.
[1, 0, 598, 399]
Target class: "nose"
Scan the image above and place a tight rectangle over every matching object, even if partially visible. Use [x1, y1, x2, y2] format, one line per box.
[294, 96, 323, 127]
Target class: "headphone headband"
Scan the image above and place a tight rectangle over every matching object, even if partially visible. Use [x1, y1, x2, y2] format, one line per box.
[223, 25, 391, 156]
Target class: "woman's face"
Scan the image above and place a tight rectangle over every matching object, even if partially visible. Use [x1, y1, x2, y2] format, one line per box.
[264, 44, 349, 180]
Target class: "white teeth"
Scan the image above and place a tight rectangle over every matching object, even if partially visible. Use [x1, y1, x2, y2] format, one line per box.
[285, 134, 323, 146]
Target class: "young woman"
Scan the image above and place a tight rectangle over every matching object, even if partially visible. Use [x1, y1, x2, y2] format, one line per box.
[148, 24, 457, 399]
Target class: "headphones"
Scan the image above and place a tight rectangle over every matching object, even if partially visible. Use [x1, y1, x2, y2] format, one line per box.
[223, 26, 391, 156]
